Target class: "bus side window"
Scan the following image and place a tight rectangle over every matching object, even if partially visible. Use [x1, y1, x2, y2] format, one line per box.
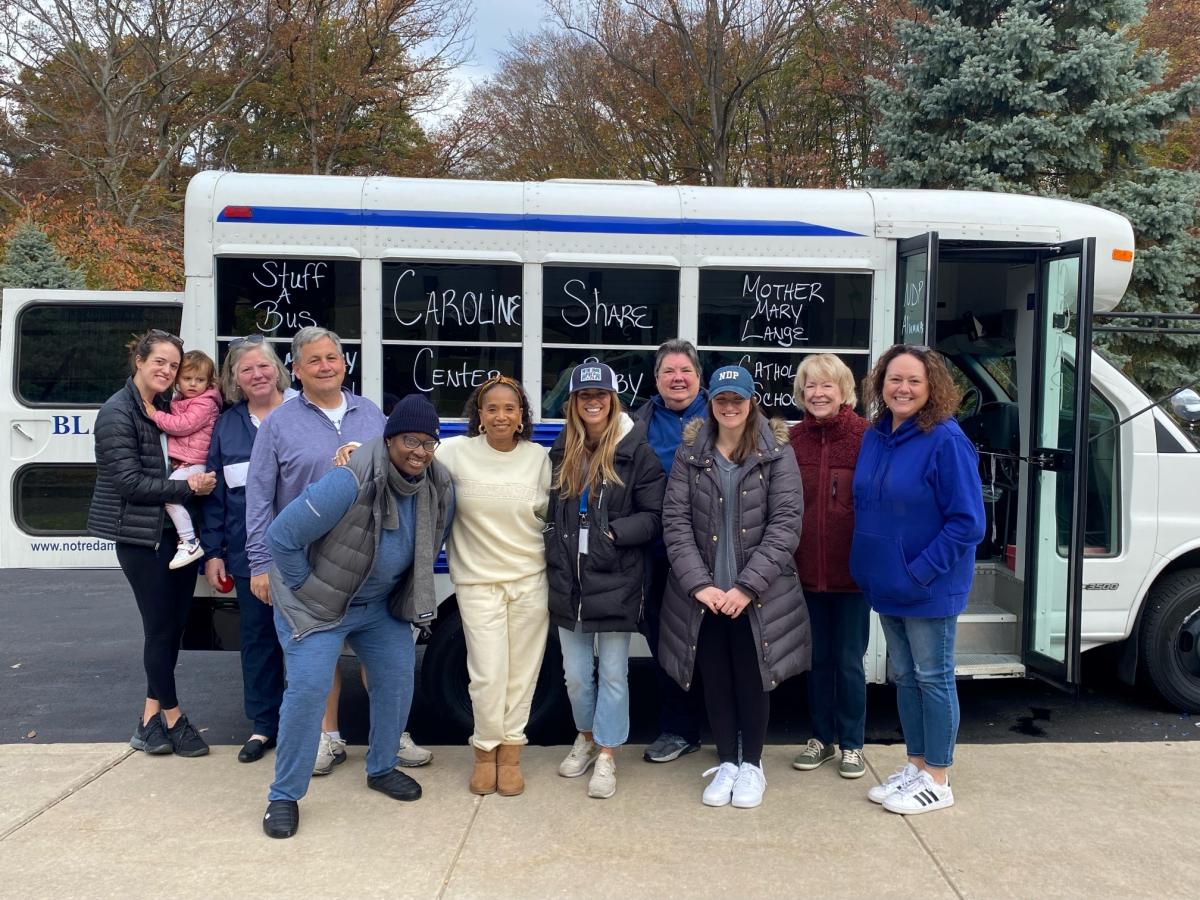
[17, 303, 182, 406]
[541, 266, 679, 418]
[696, 269, 872, 420]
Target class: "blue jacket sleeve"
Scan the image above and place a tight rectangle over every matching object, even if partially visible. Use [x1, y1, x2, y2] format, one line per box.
[908, 433, 986, 587]
[245, 417, 280, 577]
[266, 466, 359, 589]
[199, 418, 226, 561]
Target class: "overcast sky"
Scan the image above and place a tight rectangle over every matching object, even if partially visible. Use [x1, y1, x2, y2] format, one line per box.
[464, 0, 551, 78]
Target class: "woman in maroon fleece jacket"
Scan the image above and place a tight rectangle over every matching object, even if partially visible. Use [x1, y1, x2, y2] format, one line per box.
[787, 354, 869, 780]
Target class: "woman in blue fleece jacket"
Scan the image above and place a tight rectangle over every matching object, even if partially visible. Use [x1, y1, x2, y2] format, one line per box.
[850, 345, 984, 817]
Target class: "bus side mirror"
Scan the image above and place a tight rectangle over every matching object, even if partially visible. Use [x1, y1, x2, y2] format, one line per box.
[1169, 389, 1200, 423]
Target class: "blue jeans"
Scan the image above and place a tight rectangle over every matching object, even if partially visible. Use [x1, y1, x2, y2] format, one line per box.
[879, 614, 959, 768]
[558, 626, 632, 749]
[269, 601, 415, 802]
[234, 576, 284, 738]
[806, 591, 870, 750]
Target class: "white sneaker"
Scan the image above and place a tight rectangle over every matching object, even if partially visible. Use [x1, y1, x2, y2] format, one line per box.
[397, 731, 432, 767]
[883, 770, 954, 815]
[867, 762, 920, 804]
[558, 733, 600, 777]
[168, 539, 203, 570]
[312, 732, 347, 775]
[731, 761, 767, 808]
[701, 762, 740, 807]
[587, 753, 617, 799]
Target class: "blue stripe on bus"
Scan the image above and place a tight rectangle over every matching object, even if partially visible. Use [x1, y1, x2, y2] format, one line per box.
[217, 206, 864, 237]
[433, 420, 563, 575]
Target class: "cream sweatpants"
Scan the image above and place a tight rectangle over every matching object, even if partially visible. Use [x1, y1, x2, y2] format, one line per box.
[456, 570, 549, 751]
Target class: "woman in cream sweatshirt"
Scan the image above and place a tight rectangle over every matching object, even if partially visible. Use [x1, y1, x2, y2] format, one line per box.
[436, 375, 551, 797]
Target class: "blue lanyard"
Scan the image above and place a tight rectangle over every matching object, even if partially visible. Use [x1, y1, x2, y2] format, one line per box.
[578, 486, 589, 516]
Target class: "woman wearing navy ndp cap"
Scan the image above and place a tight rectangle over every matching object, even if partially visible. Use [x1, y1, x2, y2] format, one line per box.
[260, 393, 454, 839]
[545, 362, 665, 799]
[851, 345, 984, 816]
[658, 364, 809, 809]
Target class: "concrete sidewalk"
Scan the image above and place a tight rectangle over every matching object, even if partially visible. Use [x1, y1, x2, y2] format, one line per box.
[0, 741, 1193, 899]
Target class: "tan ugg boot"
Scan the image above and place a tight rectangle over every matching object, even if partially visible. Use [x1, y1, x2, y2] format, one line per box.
[496, 743, 525, 796]
[469, 746, 497, 795]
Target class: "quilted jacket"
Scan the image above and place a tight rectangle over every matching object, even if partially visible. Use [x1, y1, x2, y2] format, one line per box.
[658, 415, 810, 692]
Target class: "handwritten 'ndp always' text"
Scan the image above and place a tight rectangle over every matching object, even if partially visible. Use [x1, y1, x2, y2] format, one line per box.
[739, 274, 826, 348]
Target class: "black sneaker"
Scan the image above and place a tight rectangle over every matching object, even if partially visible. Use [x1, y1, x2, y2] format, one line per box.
[367, 768, 422, 801]
[643, 732, 701, 763]
[165, 714, 210, 757]
[129, 715, 172, 755]
[262, 800, 299, 839]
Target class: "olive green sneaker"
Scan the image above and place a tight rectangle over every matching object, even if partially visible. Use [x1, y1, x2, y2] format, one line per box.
[792, 738, 836, 771]
[838, 748, 867, 779]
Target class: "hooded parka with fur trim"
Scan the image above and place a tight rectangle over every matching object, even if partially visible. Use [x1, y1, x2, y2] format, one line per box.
[658, 415, 810, 692]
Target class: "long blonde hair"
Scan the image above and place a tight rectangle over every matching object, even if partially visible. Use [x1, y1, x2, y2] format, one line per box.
[554, 391, 626, 498]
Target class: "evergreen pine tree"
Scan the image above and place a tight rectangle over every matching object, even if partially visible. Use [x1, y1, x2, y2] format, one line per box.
[870, 0, 1200, 395]
[0, 221, 87, 291]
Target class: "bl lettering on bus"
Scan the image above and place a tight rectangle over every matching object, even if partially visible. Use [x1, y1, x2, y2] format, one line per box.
[52, 415, 90, 435]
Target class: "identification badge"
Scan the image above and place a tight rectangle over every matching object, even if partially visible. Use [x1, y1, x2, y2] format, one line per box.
[578, 526, 589, 554]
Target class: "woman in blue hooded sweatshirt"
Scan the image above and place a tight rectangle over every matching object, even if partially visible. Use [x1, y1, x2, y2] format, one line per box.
[850, 345, 984, 816]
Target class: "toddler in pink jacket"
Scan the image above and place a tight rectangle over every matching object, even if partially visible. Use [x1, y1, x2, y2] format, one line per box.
[145, 350, 221, 569]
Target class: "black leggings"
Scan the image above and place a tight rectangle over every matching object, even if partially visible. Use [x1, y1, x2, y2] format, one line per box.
[695, 610, 770, 766]
[116, 540, 197, 710]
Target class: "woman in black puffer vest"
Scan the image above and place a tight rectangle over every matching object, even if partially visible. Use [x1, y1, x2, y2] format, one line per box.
[545, 363, 665, 800]
[88, 331, 216, 758]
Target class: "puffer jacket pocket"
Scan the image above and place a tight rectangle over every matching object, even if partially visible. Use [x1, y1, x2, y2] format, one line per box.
[850, 530, 930, 604]
[586, 526, 623, 574]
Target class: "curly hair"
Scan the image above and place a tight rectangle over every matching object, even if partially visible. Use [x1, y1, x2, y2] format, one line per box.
[863, 345, 960, 432]
[462, 375, 535, 443]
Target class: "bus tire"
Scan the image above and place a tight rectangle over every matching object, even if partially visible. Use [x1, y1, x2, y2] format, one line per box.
[1138, 568, 1200, 714]
[420, 601, 570, 740]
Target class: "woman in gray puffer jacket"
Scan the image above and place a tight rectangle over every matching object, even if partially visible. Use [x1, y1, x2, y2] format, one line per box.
[659, 365, 808, 810]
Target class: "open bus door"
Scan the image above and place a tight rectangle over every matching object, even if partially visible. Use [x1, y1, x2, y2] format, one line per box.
[0, 289, 183, 569]
[1022, 238, 1096, 689]
[896, 232, 939, 345]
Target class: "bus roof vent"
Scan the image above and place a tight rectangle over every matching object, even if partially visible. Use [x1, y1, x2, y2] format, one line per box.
[542, 178, 658, 187]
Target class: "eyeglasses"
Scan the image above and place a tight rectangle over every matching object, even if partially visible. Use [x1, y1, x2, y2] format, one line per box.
[230, 334, 266, 349]
[397, 434, 440, 452]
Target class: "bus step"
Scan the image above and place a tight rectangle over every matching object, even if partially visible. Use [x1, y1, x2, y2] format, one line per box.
[955, 654, 1025, 679]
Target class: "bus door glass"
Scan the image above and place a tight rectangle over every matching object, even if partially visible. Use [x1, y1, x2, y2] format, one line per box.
[0, 291, 183, 568]
[896, 232, 939, 345]
[1023, 238, 1096, 687]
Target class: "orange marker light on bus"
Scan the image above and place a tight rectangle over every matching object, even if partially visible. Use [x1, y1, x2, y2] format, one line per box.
[1112, 249, 1134, 262]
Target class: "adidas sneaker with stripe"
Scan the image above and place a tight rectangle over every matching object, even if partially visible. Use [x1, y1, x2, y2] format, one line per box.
[882, 770, 954, 815]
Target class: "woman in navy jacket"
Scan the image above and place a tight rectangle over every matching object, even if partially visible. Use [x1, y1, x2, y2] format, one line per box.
[850, 345, 984, 816]
[200, 336, 292, 763]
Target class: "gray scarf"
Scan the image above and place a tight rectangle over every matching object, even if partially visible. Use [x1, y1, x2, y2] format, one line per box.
[376, 437, 438, 623]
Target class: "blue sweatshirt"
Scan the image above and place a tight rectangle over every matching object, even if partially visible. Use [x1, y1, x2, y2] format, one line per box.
[850, 414, 985, 618]
[640, 389, 709, 474]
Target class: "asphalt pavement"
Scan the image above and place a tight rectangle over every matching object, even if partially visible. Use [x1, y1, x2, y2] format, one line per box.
[3, 569, 1196, 748]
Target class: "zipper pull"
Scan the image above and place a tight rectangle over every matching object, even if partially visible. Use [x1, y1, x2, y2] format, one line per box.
[832, 474, 837, 500]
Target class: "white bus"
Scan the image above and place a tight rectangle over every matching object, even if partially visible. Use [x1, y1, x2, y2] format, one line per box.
[3, 171, 1199, 729]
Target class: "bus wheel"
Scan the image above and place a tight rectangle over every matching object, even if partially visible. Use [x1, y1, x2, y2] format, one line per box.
[420, 601, 571, 740]
[1139, 568, 1200, 714]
